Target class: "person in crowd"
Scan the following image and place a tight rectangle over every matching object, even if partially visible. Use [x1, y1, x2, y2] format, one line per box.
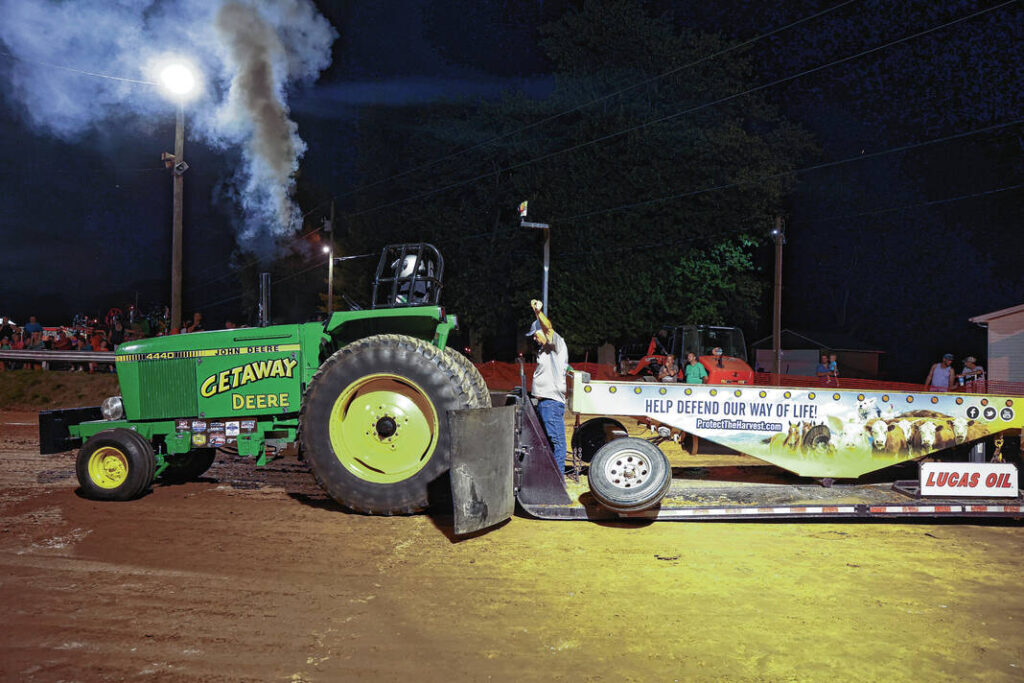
[816, 353, 832, 386]
[0, 336, 9, 372]
[109, 320, 125, 347]
[658, 354, 680, 382]
[23, 316, 43, 339]
[52, 329, 71, 371]
[959, 356, 986, 393]
[925, 353, 956, 392]
[828, 353, 840, 386]
[527, 298, 569, 475]
[683, 351, 708, 384]
[184, 311, 204, 333]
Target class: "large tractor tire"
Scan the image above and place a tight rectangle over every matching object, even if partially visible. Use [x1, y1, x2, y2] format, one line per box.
[443, 346, 491, 408]
[300, 334, 480, 515]
[76, 428, 156, 501]
[161, 448, 217, 484]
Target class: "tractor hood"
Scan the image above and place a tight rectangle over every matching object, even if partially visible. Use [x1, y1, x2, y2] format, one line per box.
[700, 355, 754, 384]
[113, 324, 324, 421]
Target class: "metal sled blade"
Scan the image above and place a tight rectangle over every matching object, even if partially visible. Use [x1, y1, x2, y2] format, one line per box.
[448, 406, 516, 535]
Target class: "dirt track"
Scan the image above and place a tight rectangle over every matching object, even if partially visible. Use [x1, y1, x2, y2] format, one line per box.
[2, 409, 1024, 682]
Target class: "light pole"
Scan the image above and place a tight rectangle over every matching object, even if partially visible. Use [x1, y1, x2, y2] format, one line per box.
[770, 216, 786, 382]
[519, 202, 551, 315]
[158, 62, 197, 334]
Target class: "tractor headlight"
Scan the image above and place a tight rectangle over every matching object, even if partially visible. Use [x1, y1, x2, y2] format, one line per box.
[101, 396, 124, 421]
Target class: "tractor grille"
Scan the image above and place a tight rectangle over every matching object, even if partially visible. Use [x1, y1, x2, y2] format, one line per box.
[138, 359, 197, 419]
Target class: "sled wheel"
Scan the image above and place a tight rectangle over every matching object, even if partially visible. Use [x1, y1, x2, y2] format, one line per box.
[802, 424, 831, 453]
[588, 438, 671, 513]
[571, 417, 627, 463]
[300, 334, 478, 515]
[76, 429, 156, 501]
[442, 346, 490, 408]
[161, 448, 217, 483]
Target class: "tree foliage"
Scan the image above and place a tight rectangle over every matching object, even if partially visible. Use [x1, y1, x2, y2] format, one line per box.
[340, 0, 817, 358]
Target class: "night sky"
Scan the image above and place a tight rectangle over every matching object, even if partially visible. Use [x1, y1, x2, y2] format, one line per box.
[1, 0, 1021, 381]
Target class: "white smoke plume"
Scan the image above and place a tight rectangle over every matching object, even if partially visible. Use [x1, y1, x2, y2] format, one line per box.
[0, 0, 337, 249]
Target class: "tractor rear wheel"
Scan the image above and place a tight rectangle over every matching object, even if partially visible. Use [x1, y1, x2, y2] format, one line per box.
[300, 334, 480, 515]
[443, 346, 491, 408]
[76, 429, 156, 501]
[161, 448, 217, 483]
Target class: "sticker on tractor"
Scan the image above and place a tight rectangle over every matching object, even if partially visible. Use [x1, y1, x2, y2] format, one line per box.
[241, 420, 256, 432]
[192, 433, 207, 447]
[209, 433, 226, 447]
[175, 419, 190, 432]
[209, 421, 224, 431]
[225, 421, 240, 437]
[191, 420, 207, 433]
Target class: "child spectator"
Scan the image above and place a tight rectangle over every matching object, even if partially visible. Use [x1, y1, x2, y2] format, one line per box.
[828, 353, 839, 387]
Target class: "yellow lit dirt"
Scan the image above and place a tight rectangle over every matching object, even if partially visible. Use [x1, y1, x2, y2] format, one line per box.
[1, 409, 1022, 681]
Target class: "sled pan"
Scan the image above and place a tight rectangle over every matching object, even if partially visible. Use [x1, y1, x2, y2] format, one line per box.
[448, 406, 516, 535]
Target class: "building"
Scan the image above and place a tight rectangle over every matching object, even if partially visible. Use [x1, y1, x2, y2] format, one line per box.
[750, 329, 885, 379]
[968, 304, 1024, 383]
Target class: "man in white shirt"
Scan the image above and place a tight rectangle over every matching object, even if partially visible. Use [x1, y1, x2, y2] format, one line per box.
[527, 299, 569, 473]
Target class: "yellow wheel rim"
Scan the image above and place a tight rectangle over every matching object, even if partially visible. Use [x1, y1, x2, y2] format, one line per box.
[87, 446, 130, 489]
[328, 373, 439, 484]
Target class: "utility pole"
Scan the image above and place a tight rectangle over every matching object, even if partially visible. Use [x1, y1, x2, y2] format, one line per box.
[170, 103, 185, 333]
[771, 216, 786, 381]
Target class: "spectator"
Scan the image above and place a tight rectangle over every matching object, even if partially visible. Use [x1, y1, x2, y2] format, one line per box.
[816, 353, 832, 386]
[828, 353, 840, 387]
[52, 329, 71, 371]
[0, 336, 9, 372]
[23, 316, 43, 338]
[110, 320, 125, 347]
[683, 351, 708, 384]
[184, 311, 204, 333]
[959, 356, 986, 393]
[658, 354, 680, 382]
[925, 353, 956, 392]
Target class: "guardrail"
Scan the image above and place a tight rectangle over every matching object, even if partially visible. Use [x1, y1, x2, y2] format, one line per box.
[0, 350, 116, 364]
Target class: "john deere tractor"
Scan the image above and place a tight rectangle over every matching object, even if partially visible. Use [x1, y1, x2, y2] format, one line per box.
[39, 244, 490, 514]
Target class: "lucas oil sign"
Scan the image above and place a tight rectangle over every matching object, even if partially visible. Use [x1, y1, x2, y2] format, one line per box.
[198, 354, 300, 416]
[920, 462, 1019, 497]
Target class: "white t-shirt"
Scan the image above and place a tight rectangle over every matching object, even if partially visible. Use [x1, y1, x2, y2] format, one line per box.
[532, 332, 568, 403]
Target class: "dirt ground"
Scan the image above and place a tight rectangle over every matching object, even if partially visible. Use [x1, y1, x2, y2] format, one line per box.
[2, 407, 1024, 682]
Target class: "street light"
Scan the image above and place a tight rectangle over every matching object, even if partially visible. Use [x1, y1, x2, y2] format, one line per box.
[156, 59, 199, 334]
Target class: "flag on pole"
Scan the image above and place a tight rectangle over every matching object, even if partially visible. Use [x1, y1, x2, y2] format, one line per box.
[518, 200, 528, 217]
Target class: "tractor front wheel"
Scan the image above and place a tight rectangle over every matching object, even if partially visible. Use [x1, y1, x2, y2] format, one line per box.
[300, 334, 483, 515]
[76, 429, 156, 501]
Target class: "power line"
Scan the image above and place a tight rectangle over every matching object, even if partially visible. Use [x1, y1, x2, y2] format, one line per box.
[0, 49, 156, 86]
[329, 0, 862, 202]
[339, 0, 1017, 221]
[561, 117, 1024, 222]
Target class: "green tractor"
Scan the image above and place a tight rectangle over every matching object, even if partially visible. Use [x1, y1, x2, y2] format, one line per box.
[39, 244, 490, 514]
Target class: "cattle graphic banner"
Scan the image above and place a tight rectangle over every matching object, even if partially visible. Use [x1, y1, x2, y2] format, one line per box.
[570, 373, 1021, 479]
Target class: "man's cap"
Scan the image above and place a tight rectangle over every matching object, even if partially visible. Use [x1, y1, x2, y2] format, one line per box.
[525, 320, 542, 337]
[943, 353, 954, 360]
[964, 355, 977, 363]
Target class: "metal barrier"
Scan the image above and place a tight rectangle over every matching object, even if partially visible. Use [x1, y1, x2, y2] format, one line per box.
[0, 350, 116, 365]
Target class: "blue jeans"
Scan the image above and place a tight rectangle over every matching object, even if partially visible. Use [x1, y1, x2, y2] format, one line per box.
[536, 399, 567, 472]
